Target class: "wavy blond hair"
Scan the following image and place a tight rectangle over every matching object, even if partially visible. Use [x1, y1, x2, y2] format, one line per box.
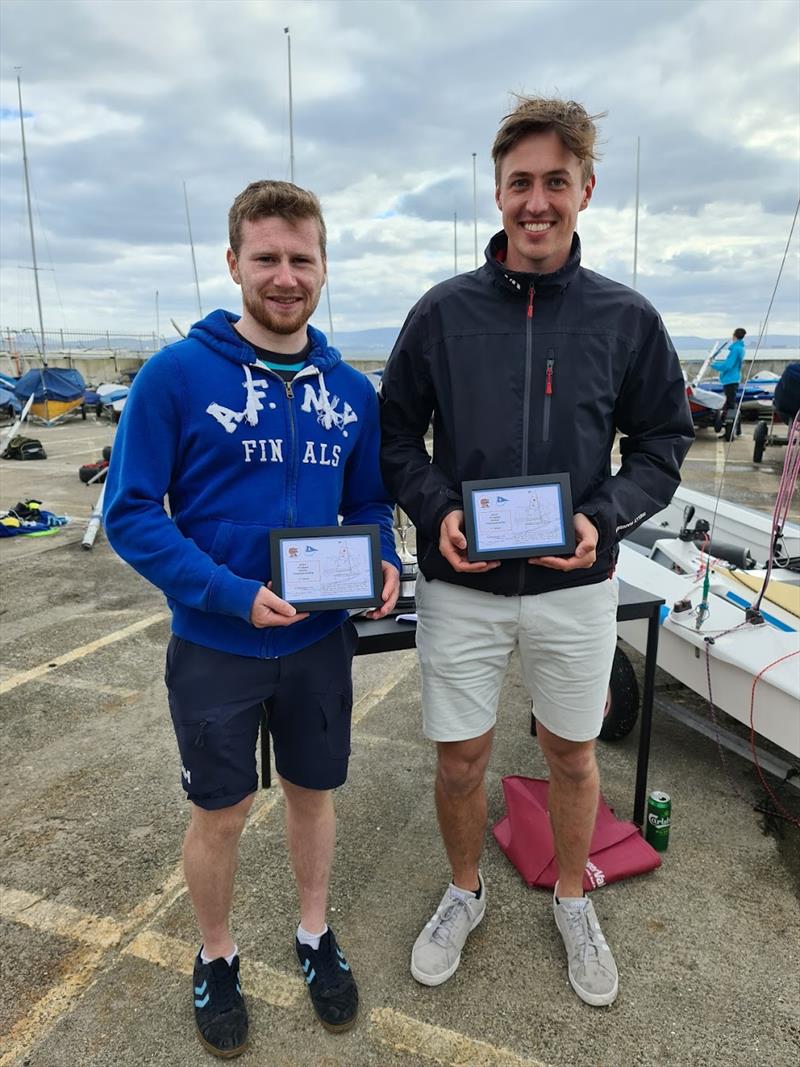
[492, 96, 605, 184]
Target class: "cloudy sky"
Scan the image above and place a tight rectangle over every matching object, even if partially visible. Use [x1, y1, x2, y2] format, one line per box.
[1, 0, 798, 345]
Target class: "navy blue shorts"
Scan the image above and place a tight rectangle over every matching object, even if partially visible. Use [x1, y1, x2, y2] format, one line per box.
[165, 621, 358, 810]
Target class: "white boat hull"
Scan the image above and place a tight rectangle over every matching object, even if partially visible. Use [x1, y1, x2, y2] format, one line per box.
[617, 543, 800, 759]
[645, 484, 800, 566]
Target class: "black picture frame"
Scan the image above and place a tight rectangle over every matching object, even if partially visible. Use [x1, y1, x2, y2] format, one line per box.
[270, 524, 383, 611]
[462, 474, 575, 561]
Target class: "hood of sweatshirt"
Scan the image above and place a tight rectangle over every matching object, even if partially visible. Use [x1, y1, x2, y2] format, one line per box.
[187, 308, 342, 373]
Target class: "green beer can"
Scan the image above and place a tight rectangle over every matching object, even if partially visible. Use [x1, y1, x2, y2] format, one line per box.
[645, 791, 671, 851]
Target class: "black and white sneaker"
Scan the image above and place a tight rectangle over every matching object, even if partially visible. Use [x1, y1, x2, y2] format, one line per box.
[295, 928, 358, 1032]
[193, 952, 249, 1058]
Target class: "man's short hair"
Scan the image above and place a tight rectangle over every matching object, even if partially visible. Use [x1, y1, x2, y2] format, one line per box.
[733, 327, 747, 340]
[228, 180, 327, 257]
[492, 96, 605, 184]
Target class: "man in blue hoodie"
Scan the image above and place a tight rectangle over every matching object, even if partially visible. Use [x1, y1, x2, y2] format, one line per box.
[105, 180, 400, 1056]
[711, 327, 747, 435]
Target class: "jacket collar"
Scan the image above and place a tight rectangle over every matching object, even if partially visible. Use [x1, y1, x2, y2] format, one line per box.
[484, 230, 581, 296]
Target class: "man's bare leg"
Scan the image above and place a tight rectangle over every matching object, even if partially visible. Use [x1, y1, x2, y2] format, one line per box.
[435, 729, 494, 890]
[281, 777, 336, 933]
[410, 729, 493, 986]
[536, 724, 598, 896]
[536, 723, 618, 1005]
[183, 793, 254, 959]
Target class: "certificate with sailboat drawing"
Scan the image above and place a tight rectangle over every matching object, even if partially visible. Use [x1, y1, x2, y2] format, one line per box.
[462, 475, 575, 561]
[270, 525, 383, 611]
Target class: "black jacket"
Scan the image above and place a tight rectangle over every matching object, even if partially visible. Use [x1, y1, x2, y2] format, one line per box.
[379, 232, 694, 596]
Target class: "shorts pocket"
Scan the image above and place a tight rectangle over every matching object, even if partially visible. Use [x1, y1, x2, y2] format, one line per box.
[320, 690, 352, 760]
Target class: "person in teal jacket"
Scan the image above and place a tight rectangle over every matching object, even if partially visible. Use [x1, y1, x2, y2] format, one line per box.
[712, 327, 746, 434]
[105, 181, 400, 1055]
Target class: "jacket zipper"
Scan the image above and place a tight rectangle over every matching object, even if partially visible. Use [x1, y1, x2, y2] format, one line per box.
[249, 362, 317, 660]
[521, 284, 535, 476]
[280, 365, 320, 528]
[542, 350, 555, 442]
[519, 284, 535, 593]
[283, 379, 297, 527]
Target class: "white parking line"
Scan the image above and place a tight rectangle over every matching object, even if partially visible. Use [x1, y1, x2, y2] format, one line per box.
[352, 651, 416, 726]
[370, 1007, 551, 1067]
[0, 887, 551, 1067]
[0, 612, 169, 695]
[123, 930, 306, 1009]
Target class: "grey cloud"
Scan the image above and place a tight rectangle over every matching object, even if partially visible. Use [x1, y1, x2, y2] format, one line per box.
[2, 0, 798, 334]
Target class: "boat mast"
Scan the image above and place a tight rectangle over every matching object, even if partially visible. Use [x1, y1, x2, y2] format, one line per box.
[16, 71, 46, 367]
[284, 27, 295, 183]
[472, 152, 478, 269]
[183, 181, 203, 320]
[284, 26, 334, 341]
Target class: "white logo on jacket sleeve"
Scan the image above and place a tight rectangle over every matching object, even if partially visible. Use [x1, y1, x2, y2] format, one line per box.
[300, 377, 358, 437]
[206, 365, 269, 434]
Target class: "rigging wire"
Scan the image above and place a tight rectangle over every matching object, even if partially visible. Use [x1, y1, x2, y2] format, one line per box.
[34, 190, 69, 332]
[707, 194, 800, 551]
[674, 197, 800, 814]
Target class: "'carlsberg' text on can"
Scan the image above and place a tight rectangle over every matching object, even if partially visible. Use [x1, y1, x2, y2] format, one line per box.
[645, 791, 671, 851]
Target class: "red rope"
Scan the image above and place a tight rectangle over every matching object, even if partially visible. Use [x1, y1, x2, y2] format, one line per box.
[749, 650, 800, 828]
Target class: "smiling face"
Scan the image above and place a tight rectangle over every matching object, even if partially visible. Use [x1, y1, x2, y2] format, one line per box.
[226, 215, 326, 347]
[495, 129, 595, 275]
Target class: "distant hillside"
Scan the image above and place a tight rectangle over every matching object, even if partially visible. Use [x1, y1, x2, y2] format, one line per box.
[329, 328, 800, 353]
[325, 327, 400, 351]
[4, 326, 798, 355]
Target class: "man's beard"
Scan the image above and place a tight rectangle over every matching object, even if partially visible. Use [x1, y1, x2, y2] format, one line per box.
[243, 286, 321, 336]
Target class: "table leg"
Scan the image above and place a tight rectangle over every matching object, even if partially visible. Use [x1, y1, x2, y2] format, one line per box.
[633, 612, 660, 827]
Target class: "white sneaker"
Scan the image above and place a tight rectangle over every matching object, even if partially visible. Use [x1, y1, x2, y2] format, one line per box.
[553, 886, 619, 1006]
[411, 873, 486, 986]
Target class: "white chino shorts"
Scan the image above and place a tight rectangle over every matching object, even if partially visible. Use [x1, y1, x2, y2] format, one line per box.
[414, 571, 619, 743]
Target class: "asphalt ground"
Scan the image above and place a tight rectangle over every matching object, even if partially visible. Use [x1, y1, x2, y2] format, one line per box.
[1, 417, 798, 1067]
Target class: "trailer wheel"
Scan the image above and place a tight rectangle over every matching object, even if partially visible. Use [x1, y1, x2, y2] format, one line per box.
[753, 421, 768, 464]
[598, 646, 640, 742]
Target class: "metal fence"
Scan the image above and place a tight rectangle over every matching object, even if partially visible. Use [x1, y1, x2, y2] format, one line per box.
[1, 328, 167, 358]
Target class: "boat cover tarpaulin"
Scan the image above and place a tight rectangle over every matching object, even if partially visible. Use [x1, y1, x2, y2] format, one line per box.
[493, 776, 661, 890]
[15, 368, 86, 403]
[0, 385, 22, 413]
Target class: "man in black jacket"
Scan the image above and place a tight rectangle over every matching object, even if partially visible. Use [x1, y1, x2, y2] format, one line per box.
[380, 96, 693, 1006]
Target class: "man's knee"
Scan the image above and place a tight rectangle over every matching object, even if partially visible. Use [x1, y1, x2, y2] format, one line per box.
[541, 735, 598, 786]
[436, 734, 492, 797]
[189, 793, 254, 839]
[280, 776, 333, 813]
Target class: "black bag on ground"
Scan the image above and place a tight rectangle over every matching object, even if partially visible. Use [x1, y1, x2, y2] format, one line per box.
[78, 461, 108, 483]
[1, 435, 47, 460]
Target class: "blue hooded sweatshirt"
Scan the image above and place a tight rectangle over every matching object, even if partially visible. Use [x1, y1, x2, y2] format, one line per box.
[711, 338, 745, 385]
[104, 309, 400, 658]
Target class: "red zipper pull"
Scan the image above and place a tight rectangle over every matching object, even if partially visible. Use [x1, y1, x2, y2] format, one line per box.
[527, 285, 535, 318]
[545, 364, 553, 395]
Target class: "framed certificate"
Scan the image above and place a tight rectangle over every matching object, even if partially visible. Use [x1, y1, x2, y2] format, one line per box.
[270, 525, 383, 611]
[462, 474, 575, 561]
